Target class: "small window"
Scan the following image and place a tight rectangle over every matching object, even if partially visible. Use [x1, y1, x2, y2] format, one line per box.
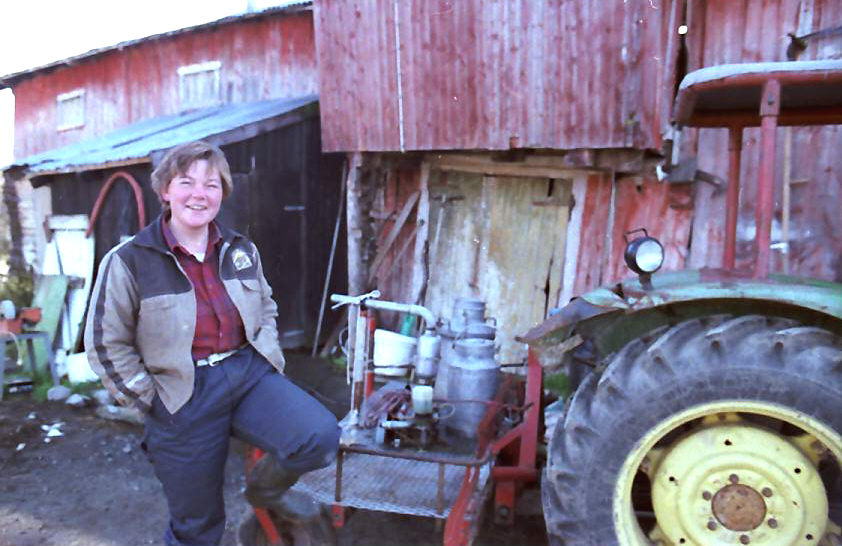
[56, 89, 85, 131]
[178, 61, 222, 111]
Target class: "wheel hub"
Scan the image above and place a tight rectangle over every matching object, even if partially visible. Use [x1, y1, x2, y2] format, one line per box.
[712, 484, 766, 531]
[649, 423, 828, 546]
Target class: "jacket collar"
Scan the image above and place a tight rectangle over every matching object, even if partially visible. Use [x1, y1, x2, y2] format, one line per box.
[133, 213, 244, 254]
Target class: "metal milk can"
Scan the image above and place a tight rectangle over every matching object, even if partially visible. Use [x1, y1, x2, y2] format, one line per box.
[445, 338, 499, 439]
[434, 298, 496, 399]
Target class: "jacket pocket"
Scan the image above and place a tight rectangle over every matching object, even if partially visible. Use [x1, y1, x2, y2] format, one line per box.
[139, 294, 177, 312]
[137, 294, 187, 353]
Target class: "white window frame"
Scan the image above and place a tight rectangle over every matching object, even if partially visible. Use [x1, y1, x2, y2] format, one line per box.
[177, 60, 222, 111]
[56, 89, 85, 131]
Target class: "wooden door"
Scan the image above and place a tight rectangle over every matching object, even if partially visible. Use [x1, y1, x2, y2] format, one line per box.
[425, 171, 571, 364]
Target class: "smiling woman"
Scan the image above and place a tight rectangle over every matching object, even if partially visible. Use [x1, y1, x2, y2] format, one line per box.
[83, 140, 341, 546]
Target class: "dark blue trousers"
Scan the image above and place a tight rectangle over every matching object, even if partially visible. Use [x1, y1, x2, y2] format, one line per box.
[143, 346, 340, 546]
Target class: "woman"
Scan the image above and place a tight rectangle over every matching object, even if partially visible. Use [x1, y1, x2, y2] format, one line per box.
[84, 140, 339, 546]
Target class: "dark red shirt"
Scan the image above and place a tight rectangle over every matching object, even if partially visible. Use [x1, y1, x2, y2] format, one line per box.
[162, 219, 246, 360]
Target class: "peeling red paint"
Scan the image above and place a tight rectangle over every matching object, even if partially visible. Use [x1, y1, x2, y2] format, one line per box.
[314, 0, 672, 153]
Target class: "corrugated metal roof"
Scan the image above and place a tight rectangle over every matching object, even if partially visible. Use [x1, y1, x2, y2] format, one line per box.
[3, 95, 318, 179]
[0, 1, 313, 90]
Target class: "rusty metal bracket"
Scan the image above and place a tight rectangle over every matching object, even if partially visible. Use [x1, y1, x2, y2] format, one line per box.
[664, 157, 725, 194]
[787, 25, 842, 60]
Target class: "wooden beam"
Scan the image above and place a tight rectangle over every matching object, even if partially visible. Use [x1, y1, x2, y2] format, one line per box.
[595, 149, 646, 173]
[367, 189, 420, 284]
[428, 150, 650, 178]
[411, 162, 431, 305]
[661, 0, 686, 132]
[346, 152, 365, 296]
[430, 154, 581, 179]
[379, 224, 421, 285]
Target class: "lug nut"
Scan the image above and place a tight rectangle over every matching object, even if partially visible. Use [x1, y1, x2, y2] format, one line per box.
[729, 474, 740, 484]
[762, 487, 773, 498]
[740, 534, 750, 544]
[707, 521, 717, 530]
[703, 491, 712, 500]
[768, 518, 778, 529]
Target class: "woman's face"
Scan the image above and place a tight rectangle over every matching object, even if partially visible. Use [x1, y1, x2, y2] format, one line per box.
[162, 158, 223, 233]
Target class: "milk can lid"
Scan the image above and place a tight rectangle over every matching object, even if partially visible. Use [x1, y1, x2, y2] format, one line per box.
[454, 337, 495, 359]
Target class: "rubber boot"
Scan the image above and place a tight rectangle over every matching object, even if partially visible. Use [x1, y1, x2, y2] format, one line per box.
[245, 455, 321, 522]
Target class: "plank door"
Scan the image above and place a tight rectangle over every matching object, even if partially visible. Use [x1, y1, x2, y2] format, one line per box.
[425, 172, 570, 364]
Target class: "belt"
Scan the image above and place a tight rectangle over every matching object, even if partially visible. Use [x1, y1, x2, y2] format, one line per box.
[195, 346, 243, 367]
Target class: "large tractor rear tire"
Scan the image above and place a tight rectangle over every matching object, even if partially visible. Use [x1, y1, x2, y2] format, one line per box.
[542, 315, 842, 546]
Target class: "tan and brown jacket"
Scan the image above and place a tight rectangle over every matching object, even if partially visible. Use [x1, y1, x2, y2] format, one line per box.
[84, 216, 285, 414]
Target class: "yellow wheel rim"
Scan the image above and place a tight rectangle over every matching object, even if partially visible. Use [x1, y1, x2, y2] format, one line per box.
[614, 401, 842, 546]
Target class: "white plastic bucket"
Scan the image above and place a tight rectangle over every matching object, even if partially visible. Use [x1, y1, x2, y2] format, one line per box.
[373, 329, 417, 377]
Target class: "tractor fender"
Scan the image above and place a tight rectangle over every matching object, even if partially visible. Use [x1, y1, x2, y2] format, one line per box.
[521, 268, 842, 365]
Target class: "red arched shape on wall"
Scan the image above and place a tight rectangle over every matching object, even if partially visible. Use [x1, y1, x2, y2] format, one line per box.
[85, 170, 147, 238]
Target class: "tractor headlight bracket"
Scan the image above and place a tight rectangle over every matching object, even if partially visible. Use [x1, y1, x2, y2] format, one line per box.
[624, 229, 664, 283]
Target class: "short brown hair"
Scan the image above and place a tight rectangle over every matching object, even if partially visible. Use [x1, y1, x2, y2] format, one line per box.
[151, 141, 233, 208]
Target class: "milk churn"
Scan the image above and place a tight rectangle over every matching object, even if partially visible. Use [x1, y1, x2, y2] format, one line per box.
[465, 322, 495, 341]
[434, 298, 496, 399]
[445, 338, 499, 439]
[449, 297, 486, 332]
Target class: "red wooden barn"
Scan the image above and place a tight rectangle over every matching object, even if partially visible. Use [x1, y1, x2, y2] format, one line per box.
[3, 0, 841, 359]
[312, 0, 842, 362]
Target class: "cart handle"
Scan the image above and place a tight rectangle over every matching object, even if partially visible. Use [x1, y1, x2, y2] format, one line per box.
[330, 290, 382, 309]
[331, 291, 438, 332]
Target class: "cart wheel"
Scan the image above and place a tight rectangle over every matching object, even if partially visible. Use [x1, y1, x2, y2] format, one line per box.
[237, 509, 336, 546]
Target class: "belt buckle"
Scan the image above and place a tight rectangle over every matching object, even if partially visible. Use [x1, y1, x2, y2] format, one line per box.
[197, 353, 221, 367]
[197, 345, 243, 367]
[206, 352, 226, 367]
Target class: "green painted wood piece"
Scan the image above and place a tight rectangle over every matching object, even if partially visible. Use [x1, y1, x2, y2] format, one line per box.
[23, 274, 68, 378]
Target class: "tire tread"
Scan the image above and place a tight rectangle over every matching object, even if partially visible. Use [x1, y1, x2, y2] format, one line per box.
[542, 315, 842, 546]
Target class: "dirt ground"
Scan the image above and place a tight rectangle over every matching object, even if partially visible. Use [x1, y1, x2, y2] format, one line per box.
[0, 352, 549, 546]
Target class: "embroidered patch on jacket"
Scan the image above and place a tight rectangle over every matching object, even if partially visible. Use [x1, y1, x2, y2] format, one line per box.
[231, 249, 253, 271]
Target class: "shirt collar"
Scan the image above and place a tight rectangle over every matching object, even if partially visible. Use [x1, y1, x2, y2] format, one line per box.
[161, 212, 221, 255]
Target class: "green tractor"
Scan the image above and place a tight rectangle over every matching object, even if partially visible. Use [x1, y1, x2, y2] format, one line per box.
[529, 61, 842, 546]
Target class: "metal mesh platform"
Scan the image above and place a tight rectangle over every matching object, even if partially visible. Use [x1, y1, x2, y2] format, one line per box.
[292, 450, 491, 519]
